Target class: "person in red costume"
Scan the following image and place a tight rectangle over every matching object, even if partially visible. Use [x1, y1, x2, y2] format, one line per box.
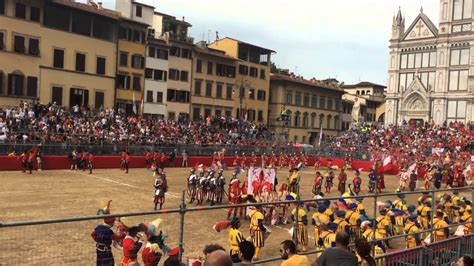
[121, 226, 147, 265]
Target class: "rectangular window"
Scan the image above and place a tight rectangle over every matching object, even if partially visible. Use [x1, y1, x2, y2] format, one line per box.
[449, 70, 469, 91]
[146, 90, 153, 102]
[8, 74, 24, 96]
[215, 109, 222, 117]
[0, 32, 4, 50]
[422, 53, 430, 68]
[26, 76, 37, 97]
[226, 85, 233, 99]
[52, 86, 63, 105]
[239, 65, 249, 75]
[14, 35, 25, 53]
[132, 55, 144, 69]
[194, 80, 202, 95]
[96, 57, 106, 75]
[258, 110, 263, 122]
[204, 108, 211, 117]
[53, 49, 64, 68]
[196, 59, 202, 73]
[260, 69, 266, 79]
[226, 66, 236, 78]
[286, 92, 292, 104]
[75, 53, 86, 72]
[157, 49, 168, 60]
[311, 95, 317, 107]
[119, 52, 128, 67]
[225, 110, 232, 117]
[257, 90, 266, 101]
[116, 74, 129, 89]
[295, 92, 302, 106]
[249, 88, 255, 99]
[193, 107, 200, 121]
[170, 46, 180, 57]
[28, 38, 39, 56]
[15, 3, 26, 19]
[453, 0, 472, 20]
[216, 63, 225, 77]
[136, 6, 142, 17]
[451, 48, 469, 65]
[169, 69, 179, 80]
[216, 84, 222, 98]
[206, 82, 212, 97]
[156, 91, 163, 103]
[0, 0, 4, 15]
[447, 100, 467, 121]
[133, 76, 141, 90]
[319, 96, 325, 109]
[148, 46, 155, 58]
[249, 67, 258, 77]
[181, 48, 191, 59]
[327, 98, 333, 110]
[154, 69, 166, 81]
[407, 54, 415, 68]
[207, 62, 213, 75]
[303, 94, 309, 107]
[30, 6, 41, 22]
[415, 53, 422, 68]
[400, 54, 408, 69]
[145, 68, 153, 79]
[95, 91, 104, 108]
[180, 71, 188, 82]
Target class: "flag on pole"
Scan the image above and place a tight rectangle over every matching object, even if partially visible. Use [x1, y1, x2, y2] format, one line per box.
[382, 156, 393, 173]
[318, 127, 323, 146]
[132, 92, 137, 114]
[140, 93, 144, 115]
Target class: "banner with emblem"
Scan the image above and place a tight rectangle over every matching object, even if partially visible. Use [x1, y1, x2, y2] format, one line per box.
[247, 167, 276, 195]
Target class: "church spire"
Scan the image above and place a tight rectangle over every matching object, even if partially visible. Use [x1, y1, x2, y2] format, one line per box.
[392, 6, 405, 41]
[396, 6, 403, 26]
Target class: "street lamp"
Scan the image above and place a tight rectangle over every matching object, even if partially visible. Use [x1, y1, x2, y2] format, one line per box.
[233, 79, 252, 121]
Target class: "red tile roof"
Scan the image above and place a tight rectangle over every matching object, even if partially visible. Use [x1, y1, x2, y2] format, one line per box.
[341, 81, 386, 88]
[51, 0, 120, 19]
[193, 45, 237, 61]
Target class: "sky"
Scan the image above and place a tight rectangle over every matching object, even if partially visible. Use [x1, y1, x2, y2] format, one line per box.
[99, 0, 439, 85]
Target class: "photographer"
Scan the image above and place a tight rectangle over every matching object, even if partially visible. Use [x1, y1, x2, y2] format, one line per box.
[122, 226, 147, 265]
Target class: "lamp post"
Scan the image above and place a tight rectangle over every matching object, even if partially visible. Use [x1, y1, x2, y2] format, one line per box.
[234, 79, 251, 122]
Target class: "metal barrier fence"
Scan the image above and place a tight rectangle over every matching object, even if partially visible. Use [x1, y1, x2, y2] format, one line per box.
[0, 142, 371, 160]
[0, 186, 472, 265]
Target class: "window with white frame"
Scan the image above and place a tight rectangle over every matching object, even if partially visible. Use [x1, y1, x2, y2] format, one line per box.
[453, 0, 472, 20]
[449, 70, 469, 91]
[447, 100, 466, 122]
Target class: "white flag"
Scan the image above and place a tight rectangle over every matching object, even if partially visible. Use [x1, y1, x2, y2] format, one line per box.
[318, 127, 323, 146]
[132, 93, 137, 114]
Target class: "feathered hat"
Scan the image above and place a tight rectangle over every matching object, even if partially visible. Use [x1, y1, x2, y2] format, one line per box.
[97, 200, 115, 223]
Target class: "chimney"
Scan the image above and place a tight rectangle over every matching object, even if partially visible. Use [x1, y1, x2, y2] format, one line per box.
[97, 2, 103, 9]
[182, 16, 185, 21]
[87, 0, 94, 6]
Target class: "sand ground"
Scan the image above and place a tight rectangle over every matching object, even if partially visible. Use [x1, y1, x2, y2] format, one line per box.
[0, 166, 471, 265]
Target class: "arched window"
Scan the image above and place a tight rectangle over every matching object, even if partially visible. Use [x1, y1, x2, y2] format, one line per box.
[302, 112, 308, 128]
[0, 71, 4, 95]
[294, 111, 300, 127]
[361, 91, 365, 95]
[319, 114, 324, 128]
[311, 113, 316, 128]
[327, 115, 332, 129]
[356, 90, 360, 95]
[334, 115, 339, 130]
[366, 90, 371, 95]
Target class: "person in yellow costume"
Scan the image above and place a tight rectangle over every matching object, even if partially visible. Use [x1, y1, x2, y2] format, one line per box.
[393, 193, 409, 235]
[433, 210, 449, 242]
[288, 193, 308, 252]
[318, 222, 337, 249]
[451, 191, 461, 223]
[461, 205, 472, 235]
[360, 220, 385, 257]
[404, 214, 422, 248]
[417, 199, 432, 234]
[311, 205, 330, 247]
[356, 197, 366, 217]
[228, 217, 244, 262]
[248, 205, 266, 260]
[346, 203, 362, 239]
[376, 208, 394, 248]
[334, 210, 351, 235]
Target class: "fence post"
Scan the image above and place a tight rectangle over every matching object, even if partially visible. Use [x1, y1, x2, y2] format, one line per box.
[179, 190, 186, 263]
[430, 189, 435, 244]
[372, 174, 378, 258]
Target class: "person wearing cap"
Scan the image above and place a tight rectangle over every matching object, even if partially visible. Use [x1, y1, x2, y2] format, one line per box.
[417, 199, 431, 234]
[375, 209, 392, 246]
[312, 172, 323, 196]
[319, 222, 337, 249]
[433, 210, 449, 242]
[334, 210, 351, 235]
[460, 205, 472, 235]
[323, 200, 335, 222]
[352, 169, 362, 195]
[355, 197, 366, 218]
[312, 205, 330, 247]
[228, 217, 244, 262]
[346, 203, 362, 239]
[393, 193, 408, 235]
[249, 205, 266, 260]
[289, 194, 308, 252]
[122, 226, 147, 265]
[324, 171, 334, 194]
[404, 214, 421, 248]
[91, 202, 121, 266]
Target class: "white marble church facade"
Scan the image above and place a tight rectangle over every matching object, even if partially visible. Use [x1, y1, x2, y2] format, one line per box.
[386, 1, 474, 125]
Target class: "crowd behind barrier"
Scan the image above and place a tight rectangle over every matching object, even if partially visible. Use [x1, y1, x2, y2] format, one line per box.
[0, 187, 472, 265]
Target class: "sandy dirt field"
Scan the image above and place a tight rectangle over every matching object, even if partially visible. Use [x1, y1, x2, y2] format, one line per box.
[0, 166, 471, 265]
